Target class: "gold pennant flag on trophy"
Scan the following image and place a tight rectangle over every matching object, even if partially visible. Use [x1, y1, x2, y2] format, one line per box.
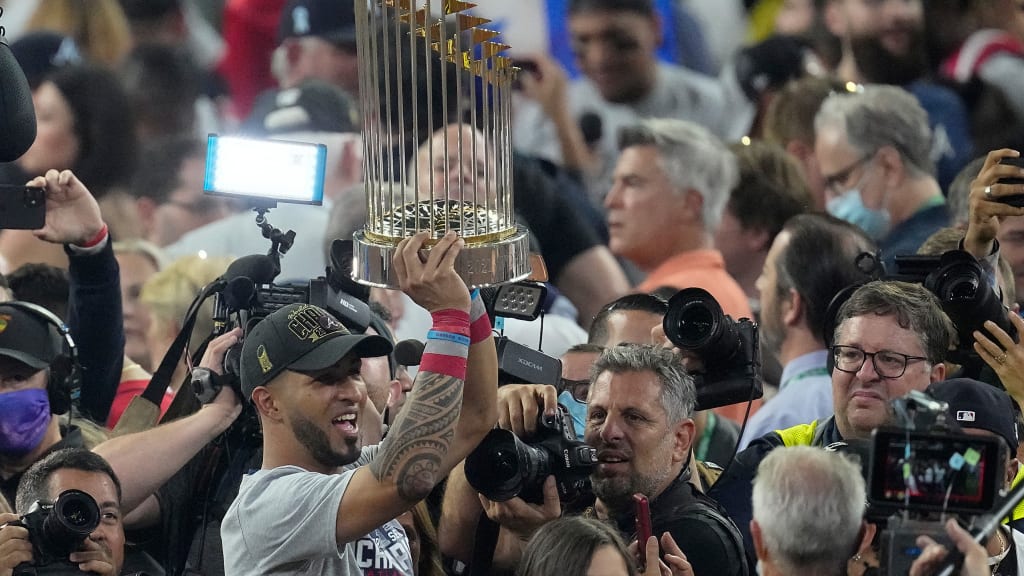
[469, 27, 500, 46]
[442, 0, 476, 14]
[456, 14, 490, 31]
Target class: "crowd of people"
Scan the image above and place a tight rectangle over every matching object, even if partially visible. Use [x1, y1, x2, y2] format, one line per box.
[3, 0, 1024, 575]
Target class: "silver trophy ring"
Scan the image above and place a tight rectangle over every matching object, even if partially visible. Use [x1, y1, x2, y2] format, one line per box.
[985, 185, 993, 199]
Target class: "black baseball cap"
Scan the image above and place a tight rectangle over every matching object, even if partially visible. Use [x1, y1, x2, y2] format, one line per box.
[10, 31, 82, 89]
[0, 304, 62, 370]
[926, 378, 1019, 451]
[277, 0, 358, 45]
[243, 79, 359, 135]
[240, 303, 393, 399]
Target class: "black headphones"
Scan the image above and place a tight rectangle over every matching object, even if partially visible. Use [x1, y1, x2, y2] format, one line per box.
[1, 301, 81, 415]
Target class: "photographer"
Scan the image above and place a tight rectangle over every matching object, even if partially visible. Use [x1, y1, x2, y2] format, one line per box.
[0, 448, 134, 576]
[439, 344, 747, 575]
[708, 280, 954, 568]
[926, 378, 1023, 573]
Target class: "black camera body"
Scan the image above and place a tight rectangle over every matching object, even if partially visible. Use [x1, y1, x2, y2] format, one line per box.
[890, 250, 1017, 364]
[870, 391, 1005, 575]
[662, 288, 762, 411]
[207, 276, 373, 390]
[495, 337, 562, 387]
[464, 407, 597, 505]
[11, 490, 100, 575]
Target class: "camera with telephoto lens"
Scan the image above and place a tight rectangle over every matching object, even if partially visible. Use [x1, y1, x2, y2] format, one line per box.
[870, 391, 1005, 576]
[9, 489, 100, 575]
[890, 250, 1017, 365]
[662, 288, 762, 411]
[464, 405, 597, 506]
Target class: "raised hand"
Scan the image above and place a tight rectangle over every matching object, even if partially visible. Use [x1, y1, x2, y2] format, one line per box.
[393, 231, 471, 313]
[27, 169, 105, 246]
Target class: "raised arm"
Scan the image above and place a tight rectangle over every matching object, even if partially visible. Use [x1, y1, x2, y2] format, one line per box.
[337, 232, 488, 543]
[28, 169, 122, 422]
[92, 329, 243, 515]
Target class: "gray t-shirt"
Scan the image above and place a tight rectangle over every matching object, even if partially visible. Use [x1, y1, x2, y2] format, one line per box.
[512, 62, 731, 201]
[221, 446, 413, 575]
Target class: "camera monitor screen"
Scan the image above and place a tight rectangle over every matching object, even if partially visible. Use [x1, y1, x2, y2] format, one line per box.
[869, 428, 1004, 515]
[204, 135, 326, 205]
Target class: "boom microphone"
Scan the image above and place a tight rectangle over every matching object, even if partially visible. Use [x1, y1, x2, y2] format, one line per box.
[0, 19, 37, 162]
[223, 276, 257, 312]
[223, 254, 278, 285]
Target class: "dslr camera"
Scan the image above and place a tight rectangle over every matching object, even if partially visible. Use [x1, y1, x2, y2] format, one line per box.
[9, 489, 100, 575]
[464, 406, 597, 506]
[869, 391, 1006, 576]
[662, 287, 762, 410]
[890, 250, 1017, 365]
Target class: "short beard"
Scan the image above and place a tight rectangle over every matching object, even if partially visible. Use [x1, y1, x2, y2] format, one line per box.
[850, 30, 928, 85]
[290, 411, 360, 469]
[759, 311, 784, 360]
[591, 441, 677, 516]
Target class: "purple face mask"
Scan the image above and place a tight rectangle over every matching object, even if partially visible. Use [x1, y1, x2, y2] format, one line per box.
[0, 388, 51, 456]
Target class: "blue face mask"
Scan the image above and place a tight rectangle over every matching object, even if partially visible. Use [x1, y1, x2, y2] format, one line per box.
[826, 187, 891, 240]
[0, 388, 51, 456]
[558, 390, 587, 438]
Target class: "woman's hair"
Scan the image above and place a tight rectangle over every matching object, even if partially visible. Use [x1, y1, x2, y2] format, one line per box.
[140, 254, 234, 357]
[517, 516, 636, 576]
[411, 502, 445, 576]
[46, 64, 139, 197]
[26, 0, 132, 66]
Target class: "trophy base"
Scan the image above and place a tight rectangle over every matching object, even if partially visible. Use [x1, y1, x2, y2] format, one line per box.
[352, 226, 533, 289]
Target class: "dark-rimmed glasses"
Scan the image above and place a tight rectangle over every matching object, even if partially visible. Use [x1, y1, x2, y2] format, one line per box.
[831, 345, 928, 379]
[822, 156, 871, 195]
[558, 377, 590, 403]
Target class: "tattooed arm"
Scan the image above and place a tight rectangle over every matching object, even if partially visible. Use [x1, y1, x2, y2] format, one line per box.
[335, 232, 479, 544]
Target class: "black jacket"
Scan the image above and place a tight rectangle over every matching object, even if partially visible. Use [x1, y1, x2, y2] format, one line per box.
[611, 468, 749, 576]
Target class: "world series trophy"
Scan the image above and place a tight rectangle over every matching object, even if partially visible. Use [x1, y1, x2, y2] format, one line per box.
[351, 0, 533, 288]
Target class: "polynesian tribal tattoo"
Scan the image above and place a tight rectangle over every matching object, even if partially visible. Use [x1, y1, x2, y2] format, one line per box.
[369, 371, 463, 500]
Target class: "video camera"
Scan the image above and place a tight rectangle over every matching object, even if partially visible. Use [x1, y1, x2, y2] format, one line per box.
[464, 405, 597, 506]
[869, 391, 1006, 576]
[10, 490, 100, 575]
[889, 250, 1017, 364]
[662, 287, 762, 411]
[186, 134, 373, 440]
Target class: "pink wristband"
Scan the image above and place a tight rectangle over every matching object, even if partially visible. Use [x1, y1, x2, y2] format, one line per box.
[419, 352, 468, 379]
[470, 314, 491, 345]
[430, 309, 470, 337]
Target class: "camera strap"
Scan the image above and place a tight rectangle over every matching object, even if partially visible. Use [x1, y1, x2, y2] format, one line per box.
[467, 511, 501, 576]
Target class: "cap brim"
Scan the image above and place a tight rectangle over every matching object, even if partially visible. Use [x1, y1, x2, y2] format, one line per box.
[0, 348, 49, 370]
[321, 29, 358, 46]
[289, 333, 393, 372]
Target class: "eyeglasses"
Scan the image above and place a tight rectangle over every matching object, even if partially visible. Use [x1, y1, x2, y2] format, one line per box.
[558, 377, 590, 403]
[830, 345, 928, 379]
[822, 156, 871, 195]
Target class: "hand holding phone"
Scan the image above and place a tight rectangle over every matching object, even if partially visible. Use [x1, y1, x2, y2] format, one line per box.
[634, 493, 652, 546]
[996, 156, 1024, 207]
[0, 185, 45, 230]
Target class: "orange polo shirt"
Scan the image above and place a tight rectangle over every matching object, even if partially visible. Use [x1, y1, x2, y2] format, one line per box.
[636, 249, 762, 423]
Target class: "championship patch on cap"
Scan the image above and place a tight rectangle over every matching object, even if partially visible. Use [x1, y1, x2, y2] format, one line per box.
[956, 410, 976, 422]
[287, 304, 345, 342]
